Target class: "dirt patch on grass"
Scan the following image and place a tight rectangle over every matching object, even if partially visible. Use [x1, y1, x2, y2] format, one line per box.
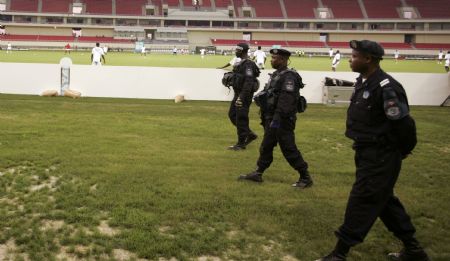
[97, 220, 119, 236]
[113, 249, 149, 261]
[29, 176, 59, 192]
[281, 255, 299, 261]
[197, 256, 222, 261]
[41, 220, 65, 231]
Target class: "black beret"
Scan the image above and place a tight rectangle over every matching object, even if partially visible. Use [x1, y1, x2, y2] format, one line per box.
[270, 48, 291, 57]
[349, 40, 384, 59]
[236, 43, 249, 51]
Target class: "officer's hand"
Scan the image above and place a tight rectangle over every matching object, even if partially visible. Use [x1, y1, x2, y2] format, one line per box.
[270, 120, 280, 129]
[235, 97, 243, 107]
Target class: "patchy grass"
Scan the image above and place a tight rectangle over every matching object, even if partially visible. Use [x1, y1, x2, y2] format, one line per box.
[0, 94, 449, 260]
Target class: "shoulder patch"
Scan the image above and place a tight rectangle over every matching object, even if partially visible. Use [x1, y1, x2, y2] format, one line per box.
[380, 78, 390, 87]
[284, 80, 295, 92]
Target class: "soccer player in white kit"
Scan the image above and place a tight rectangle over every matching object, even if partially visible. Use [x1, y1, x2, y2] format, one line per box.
[331, 50, 341, 71]
[394, 50, 400, 63]
[252, 46, 267, 69]
[141, 46, 146, 56]
[217, 56, 242, 69]
[200, 48, 206, 59]
[6, 42, 12, 53]
[91, 42, 105, 66]
[438, 50, 444, 64]
[329, 48, 333, 59]
[445, 51, 450, 72]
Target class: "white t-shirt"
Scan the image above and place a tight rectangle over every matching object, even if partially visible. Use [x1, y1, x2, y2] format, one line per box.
[91, 46, 104, 64]
[394, 51, 400, 59]
[332, 53, 341, 67]
[329, 49, 333, 57]
[141, 46, 146, 53]
[253, 50, 266, 64]
[103, 46, 108, 54]
[200, 49, 206, 55]
[230, 57, 242, 67]
[445, 53, 450, 66]
[7, 43, 11, 50]
[438, 52, 444, 59]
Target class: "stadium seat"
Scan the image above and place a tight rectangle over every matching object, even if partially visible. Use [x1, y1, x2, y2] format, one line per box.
[9, 0, 39, 12]
[327, 42, 351, 48]
[246, 0, 283, 18]
[405, 0, 450, 18]
[116, 0, 146, 15]
[284, 0, 317, 18]
[363, 0, 401, 18]
[84, 0, 113, 15]
[286, 41, 326, 48]
[166, 0, 180, 7]
[233, 0, 245, 17]
[42, 0, 71, 13]
[322, 0, 363, 18]
[379, 42, 412, 49]
[214, 0, 232, 8]
[414, 43, 450, 50]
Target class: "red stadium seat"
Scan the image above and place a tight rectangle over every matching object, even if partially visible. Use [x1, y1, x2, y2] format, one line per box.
[116, 0, 147, 15]
[405, 0, 450, 18]
[215, 0, 232, 8]
[9, 0, 38, 12]
[363, 0, 401, 18]
[42, 0, 71, 13]
[414, 43, 450, 50]
[284, 0, 317, 18]
[287, 41, 326, 48]
[246, 0, 283, 18]
[84, 0, 112, 15]
[322, 0, 363, 19]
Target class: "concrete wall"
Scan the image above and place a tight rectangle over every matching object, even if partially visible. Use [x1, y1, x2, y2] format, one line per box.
[415, 34, 450, 44]
[0, 63, 448, 106]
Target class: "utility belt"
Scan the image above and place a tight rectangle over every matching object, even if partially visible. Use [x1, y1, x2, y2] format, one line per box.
[221, 72, 259, 92]
[254, 88, 307, 113]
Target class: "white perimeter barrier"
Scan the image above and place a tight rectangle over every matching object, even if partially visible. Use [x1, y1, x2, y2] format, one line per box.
[0, 63, 448, 106]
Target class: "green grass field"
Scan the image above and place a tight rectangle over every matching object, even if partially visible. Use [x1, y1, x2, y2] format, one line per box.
[0, 50, 447, 73]
[0, 94, 449, 260]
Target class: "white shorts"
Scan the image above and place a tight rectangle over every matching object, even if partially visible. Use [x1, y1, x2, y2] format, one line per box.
[445, 60, 450, 67]
[332, 61, 340, 68]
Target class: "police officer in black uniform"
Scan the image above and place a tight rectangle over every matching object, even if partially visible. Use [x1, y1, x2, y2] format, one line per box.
[316, 40, 429, 261]
[226, 43, 260, 150]
[238, 48, 312, 188]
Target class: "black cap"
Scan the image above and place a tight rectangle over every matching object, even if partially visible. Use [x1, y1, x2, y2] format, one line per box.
[270, 48, 291, 57]
[349, 40, 384, 59]
[236, 43, 249, 51]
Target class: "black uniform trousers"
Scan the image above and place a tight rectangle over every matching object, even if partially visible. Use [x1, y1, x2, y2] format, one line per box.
[336, 144, 416, 246]
[228, 93, 254, 144]
[256, 117, 308, 172]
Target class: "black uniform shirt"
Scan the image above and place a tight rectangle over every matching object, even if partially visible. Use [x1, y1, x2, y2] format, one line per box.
[346, 69, 410, 144]
[232, 59, 259, 99]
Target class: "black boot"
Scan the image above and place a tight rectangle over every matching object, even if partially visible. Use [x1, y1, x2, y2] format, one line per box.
[228, 143, 246, 150]
[292, 170, 313, 188]
[244, 132, 258, 146]
[315, 240, 349, 261]
[388, 238, 430, 261]
[238, 171, 263, 182]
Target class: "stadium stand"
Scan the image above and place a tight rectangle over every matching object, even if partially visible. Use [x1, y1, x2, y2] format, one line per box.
[246, 0, 283, 18]
[414, 43, 450, 50]
[84, 0, 113, 15]
[405, 0, 450, 18]
[363, 0, 401, 18]
[9, 0, 39, 12]
[166, 0, 181, 7]
[42, 0, 71, 13]
[322, 0, 364, 19]
[0, 34, 133, 43]
[116, 0, 146, 15]
[152, 0, 163, 15]
[379, 42, 412, 49]
[284, 0, 317, 18]
[214, 0, 232, 8]
[183, 0, 212, 8]
[212, 39, 328, 48]
[286, 41, 326, 48]
[233, 0, 245, 17]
